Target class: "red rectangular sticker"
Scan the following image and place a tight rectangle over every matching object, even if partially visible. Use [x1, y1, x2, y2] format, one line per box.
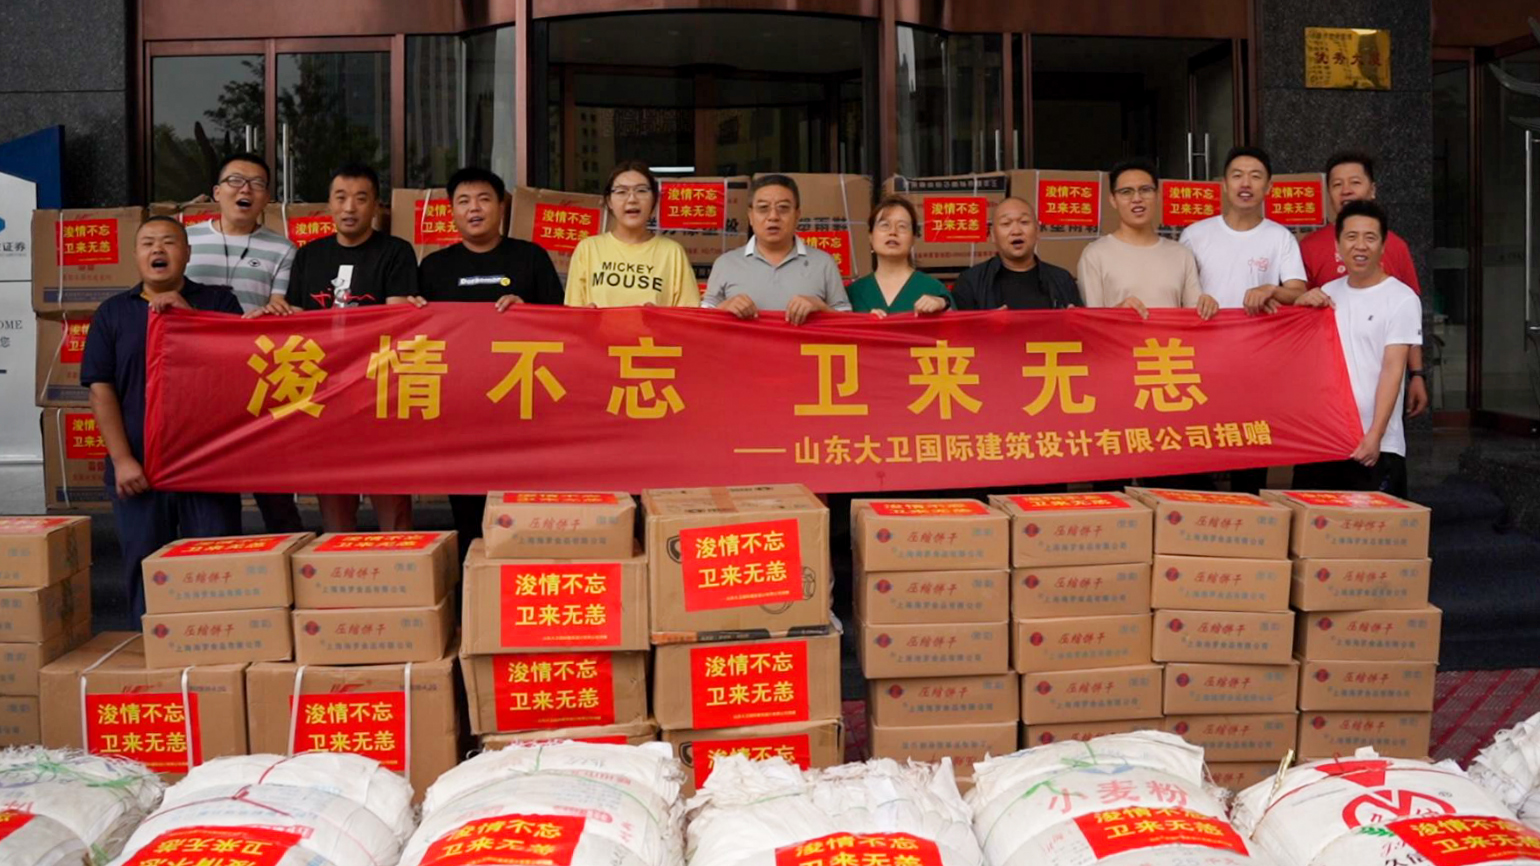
[1009, 493, 1133, 511]
[659, 182, 728, 231]
[1038, 180, 1101, 227]
[0, 517, 73, 534]
[413, 198, 460, 246]
[869, 501, 989, 517]
[690, 640, 808, 729]
[1162, 181, 1222, 227]
[57, 219, 119, 266]
[422, 814, 586, 866]
[162, 534, 291, 557]
[499, 563, 624, 647]
[180, 211, 221, 226]
[775, 833, 943, 866]
[1149, 490, 1266, 507]
[693, 732, 812, 790]
[1266, 181, 1326, 226]
[923, 197, 989, 243]
[533, 204, 601, 254]
[679, 518, 802, 612]
[314, 532, 441, 552]
[289, 691, 407, 771]
[64, 412, 106, 460]
[121, 827, 302, 866]
[59, 318, 91, 363]
[0, 811, 34, 844]
[799, 231, 853, 278]
[85, 693, 201, 772]
[1074, 807, 1250, 859]
[492, 652, 615, 730]
[1283, 491, 1410, 509]
[1389, 817, 1540, 866]
[502, 492, 620, 505]
[286, 216, 336, 247]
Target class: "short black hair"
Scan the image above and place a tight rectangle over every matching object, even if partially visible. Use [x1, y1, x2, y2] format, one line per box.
[750, 174, 800, 208]
[1333, 199, 1389, 240]
[214, 152, 271, 186]
[139, 214, 189, 241]
[330, 162, 380, 198]
[1222, 145, 1272, 177]
[448, 166, 507, 202]
[1109, 158, 1159, 191]
[1325, 150, 1376, 183]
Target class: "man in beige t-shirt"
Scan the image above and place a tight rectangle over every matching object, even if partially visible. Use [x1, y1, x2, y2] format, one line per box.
[1078, 159, 1216, 319]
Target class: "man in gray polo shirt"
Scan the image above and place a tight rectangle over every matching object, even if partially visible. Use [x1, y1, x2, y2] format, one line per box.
[704, 174, 851, 325]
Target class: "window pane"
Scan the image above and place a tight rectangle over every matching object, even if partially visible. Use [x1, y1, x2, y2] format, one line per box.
[276, 51, 390, 203]
[406, 35, 459, 189]
[151, 54, 264, 203]
[897, 27, 1002, 176]
[465, 26, 517, 185]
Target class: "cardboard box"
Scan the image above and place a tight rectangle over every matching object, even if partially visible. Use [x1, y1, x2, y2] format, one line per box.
[852, 499, 1010, 573]
[460, 650, 648, 736]
[1163, 662, 1300, 715]
[0, 697, 40, 747]
[462, 540, 647, 654]
[644, 485, 831, 642]
[391, 187, 497, 261]
[41, 632, 248, 774]
[0, 516, 92, 588]
[758, 172, 874, 283]
[884, 173, 1012, 272]
[1297, 660, 1437, 711]
[867, 674, 1018, 727]
[1152, 610, 1295, 665]
[248, 650, 459, 801]
[656, 176, 750, 278]
[1163, 713, 1298, 762]
[1012, 613, 1152, 674]
[1151, 555, 1291, 611]
[1290, 557, 1432, 610]
[1022, 169, 1119, 240]
[1021, 664, 1163, 724]
[1011, 562, 1152, 618]
[1128, 488, 1291, 559]
[1262, 490, 1431, 560]
[988, 493, 1153, 567]
[1295, 608, 1442, 662]
[266, 202, 337, 248]
[509, 186, 606, 275]
[0, 631, 92, 696]
[481, 491, 636, 560]
[1024, 717, 1163, 748]
[867, 719, 1017, 779]
[290, 531, 457, 610]
[1207, 761, 1283, 792]
[856, 568, 1009, 625]
[481, 719, 658, 749]
[41, 408, 111, 511]
[35, 314, 92, 405]
[32, 208, 145, 312]
[142, 532, 313, 614]
[665, 719, 843, 794]
[142, 607, 293, 668]
[0, 567, 90, 643]
[1035, 237, 1097, 280]
[653, 633, 840, 731]
[857, 619, 1010, 679]
[292, 595, 453, 665]
[1297, 711, 1433, 759]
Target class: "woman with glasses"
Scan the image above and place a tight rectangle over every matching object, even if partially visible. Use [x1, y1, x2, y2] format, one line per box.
[564, 161, 699, 308]
[846, 195, 949, 317]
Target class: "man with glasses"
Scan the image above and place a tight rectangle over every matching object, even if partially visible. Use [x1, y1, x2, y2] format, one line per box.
[1078, 159, 1211, 318]
[703, 174, 851, 325]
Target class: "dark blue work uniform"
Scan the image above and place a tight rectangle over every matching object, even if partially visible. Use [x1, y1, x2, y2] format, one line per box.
[80, 280, 246, 624]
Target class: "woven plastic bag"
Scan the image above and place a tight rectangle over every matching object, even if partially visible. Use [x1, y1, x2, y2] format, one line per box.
[1472, 710, 1540, 831]
[0, 747, 162, 866]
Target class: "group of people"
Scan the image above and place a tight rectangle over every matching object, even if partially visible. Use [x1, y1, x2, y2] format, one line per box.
[79, 146, 1424, 621]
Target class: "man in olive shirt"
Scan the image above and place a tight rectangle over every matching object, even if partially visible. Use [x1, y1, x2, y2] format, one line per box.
[951, 198, 1080, 310]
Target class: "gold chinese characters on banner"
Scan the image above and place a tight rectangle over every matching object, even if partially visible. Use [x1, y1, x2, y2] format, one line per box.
[1305, 27, 1390, 90]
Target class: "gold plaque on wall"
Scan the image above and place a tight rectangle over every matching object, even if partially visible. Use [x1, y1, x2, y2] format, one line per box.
[1305, 27, 1391, 90]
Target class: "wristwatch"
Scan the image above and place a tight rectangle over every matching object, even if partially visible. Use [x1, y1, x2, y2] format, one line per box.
[1408, 369, 1426, 379]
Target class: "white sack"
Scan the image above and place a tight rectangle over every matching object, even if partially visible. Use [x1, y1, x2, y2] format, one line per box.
[0, 747, 163, 865]
[1473, 710, 1540, 830]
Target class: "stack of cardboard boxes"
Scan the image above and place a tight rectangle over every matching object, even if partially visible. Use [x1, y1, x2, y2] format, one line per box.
[461, 493, 651, 754]
[0, 516, 94, 745]
[992, 492, 1159, 748]
[645, 485, 840, 794]
[1267, 491, 1440, 760]
[853, 499, 1016, 787]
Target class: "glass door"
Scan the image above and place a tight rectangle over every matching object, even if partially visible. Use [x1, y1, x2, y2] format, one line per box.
[147, 44, 266, 203]
[275, 41, 392, 203]
[1188, 42, 1236, 180]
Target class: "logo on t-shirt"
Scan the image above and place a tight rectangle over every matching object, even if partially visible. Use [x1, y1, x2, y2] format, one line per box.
[1248, 256, 1272, 272]
[459, 275, 512, 287]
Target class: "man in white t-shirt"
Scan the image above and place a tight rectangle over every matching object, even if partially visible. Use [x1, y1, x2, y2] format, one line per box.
[1293, 200, 1420, 497]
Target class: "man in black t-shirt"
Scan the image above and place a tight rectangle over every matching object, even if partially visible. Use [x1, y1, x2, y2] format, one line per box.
[951, 197, 1081, 310]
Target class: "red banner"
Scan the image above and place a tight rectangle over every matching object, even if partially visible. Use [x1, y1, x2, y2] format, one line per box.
[143, 306, 1360, 494]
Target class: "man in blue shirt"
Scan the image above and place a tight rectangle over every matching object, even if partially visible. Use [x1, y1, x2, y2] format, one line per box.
[81, 216, 247, 624]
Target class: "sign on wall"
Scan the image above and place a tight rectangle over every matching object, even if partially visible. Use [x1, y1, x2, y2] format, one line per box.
[1305, 27, 1390, 90]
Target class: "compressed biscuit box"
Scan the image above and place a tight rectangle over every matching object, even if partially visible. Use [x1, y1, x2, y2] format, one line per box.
[1294, 607, 1442, 662]
[480, 491, 636, 560]
[866, 673, 1018, 727]
[855, 567, 1008, 625]
[32, 207, 146, 311]
[0, 627, 93, 696]
[460, 650, 648, 736]
[1128, 488, 1291, 559]
[0, 516, 91, 587]
[0, 697, 42, 747]
[851, 499, 1010, 572]
[1150, 554, 1290, 611]
[664, 719, 843, 794]
[989, 492, 1153, 567]
[291, 595, 454, 665]
[1290, 556, 1432, 610]
[1162, 662, 1300, 715]
[1297, 659, 1437, 711]
[0, 567, 90, 643]
[1262, 489, 1431, 559]
[1012, 613, 1152, 673]
[290, 531, 456, 609]
[857, 620, 1010, 679]
[866, 719, 1017, 779]
[1019, 663, 1163, 725]
[1011, 562, 1151, 618]
[142, 533, 313, 614]
[481, 719, 659, 749]
[1207, 762, 1283, 792]
[141, 607, 293, 668]
[652, 632, 841, 731]
[1297, 711, 1433, 759]
[461, 539, 648, 655]
[1151, 609, 1295, 665]
[1162, 712, 1298, 762]
[1024, 717, 1163, 747]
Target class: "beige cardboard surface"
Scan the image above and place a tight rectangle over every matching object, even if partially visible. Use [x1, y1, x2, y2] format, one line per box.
[34, 314, 91, 406]
[989, 492, 1153, 567]
[1012, 613, 1152, 673]
[0, 697, 40, 747]
[1128, 488, 1291, 559]
[665, 718, 843, 795]
[653, 632, 840, 731]
[867, 673, 1018, 727]
[482, 491, 635, 560]
[857, 618, 1010, 679]
[1011, 562, 1152, 618]
[0, 566, 90, 643]
[1297, 659, 1437, 711]
[856, 568, 1009, 625]
[290, 531, 457, 610]
[1021, 664, 1163, 724]
[0, 516, 91, 588]
[1152, 609, 1295, 665]
[142, 607, 293, 668]
[757, 173, 874, 282]
[1164, 713, 1298, 762]
[1295, 607, 1442, 662]
[1206, 761, 1284, 792]
[481, 719, 658, 749]
[0, 628, 91, 696]
[142, 533, 312, 614]
[867, 719, 1017, 779]
[1163, 662, 1300, 715]
[292, 595, 453, 665]
[32, 208, 145, 312]
[461, 650, 648, 736]
[656, 176, 750, 277]
[1151, 555, 1291, 611]
[42, 409, 111, 511]
[885, 173, 1012, 272]
[1297, 711, 1433, 760]
[1262, 490, 1431, 560]
[1024, 717, 1163, 747]
[462, 540, 648, 654]
[509, 185, 606, 275]
[852, 499, 1010, 573]
[1290, 557, 1432, 610]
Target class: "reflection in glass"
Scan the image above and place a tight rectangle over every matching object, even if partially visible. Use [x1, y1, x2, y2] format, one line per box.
[465, 27, 518, 185]
[897, 27, 1002, 177]
[151, 54, 264, 202]
[277, 52, 390, 203]
[1431, 60, 1471, 411]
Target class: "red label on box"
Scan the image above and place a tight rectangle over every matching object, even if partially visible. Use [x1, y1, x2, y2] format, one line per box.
[85, 693, 201, 773]
[0, 517, 73, 534]
[1266, 181, 1326, 226]
[1150, 489, 1265, 507]
[1075, 808, 1250, 859]
[659, 182, 728, 231]
[0, 811, 34, 844]
[1162, 181, 1222, 227]
[492, 652, 616, 730]
[679, 518, 802, 612]
[799, 231, 854, 278]
[533, 204, 601, 254]
[64, 412, 106, 459]
[288, 691, 407, 771]
[162, 534, 291, 557]
[502, 492, 620, 505]
[1283, 491, 1410, 509]
[499, 563, 624, 647]
[422, 814, 586, 866]
[1010, 493, 1133, 511]
[869, 500, 989, 517]
[180, 211, 221, 226]
[122, 826, 302, 866]
[314, 532, 441, 552]
[694, 732, 812, 790]
[690, 640, 809, 729]
[1038, 180, 1101, 227]
[1389, 816, 1540, 866]
[923, 197, 989, 243]
[286, 215, 336, 247]
[57, 219, 119, 266]
[413, 198, 460, 246]
[59, 318, 91, 363]
[775, 833, 943, 866]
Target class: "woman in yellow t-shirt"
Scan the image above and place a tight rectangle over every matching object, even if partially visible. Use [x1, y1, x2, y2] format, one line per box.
[565, 161, 699, 308]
